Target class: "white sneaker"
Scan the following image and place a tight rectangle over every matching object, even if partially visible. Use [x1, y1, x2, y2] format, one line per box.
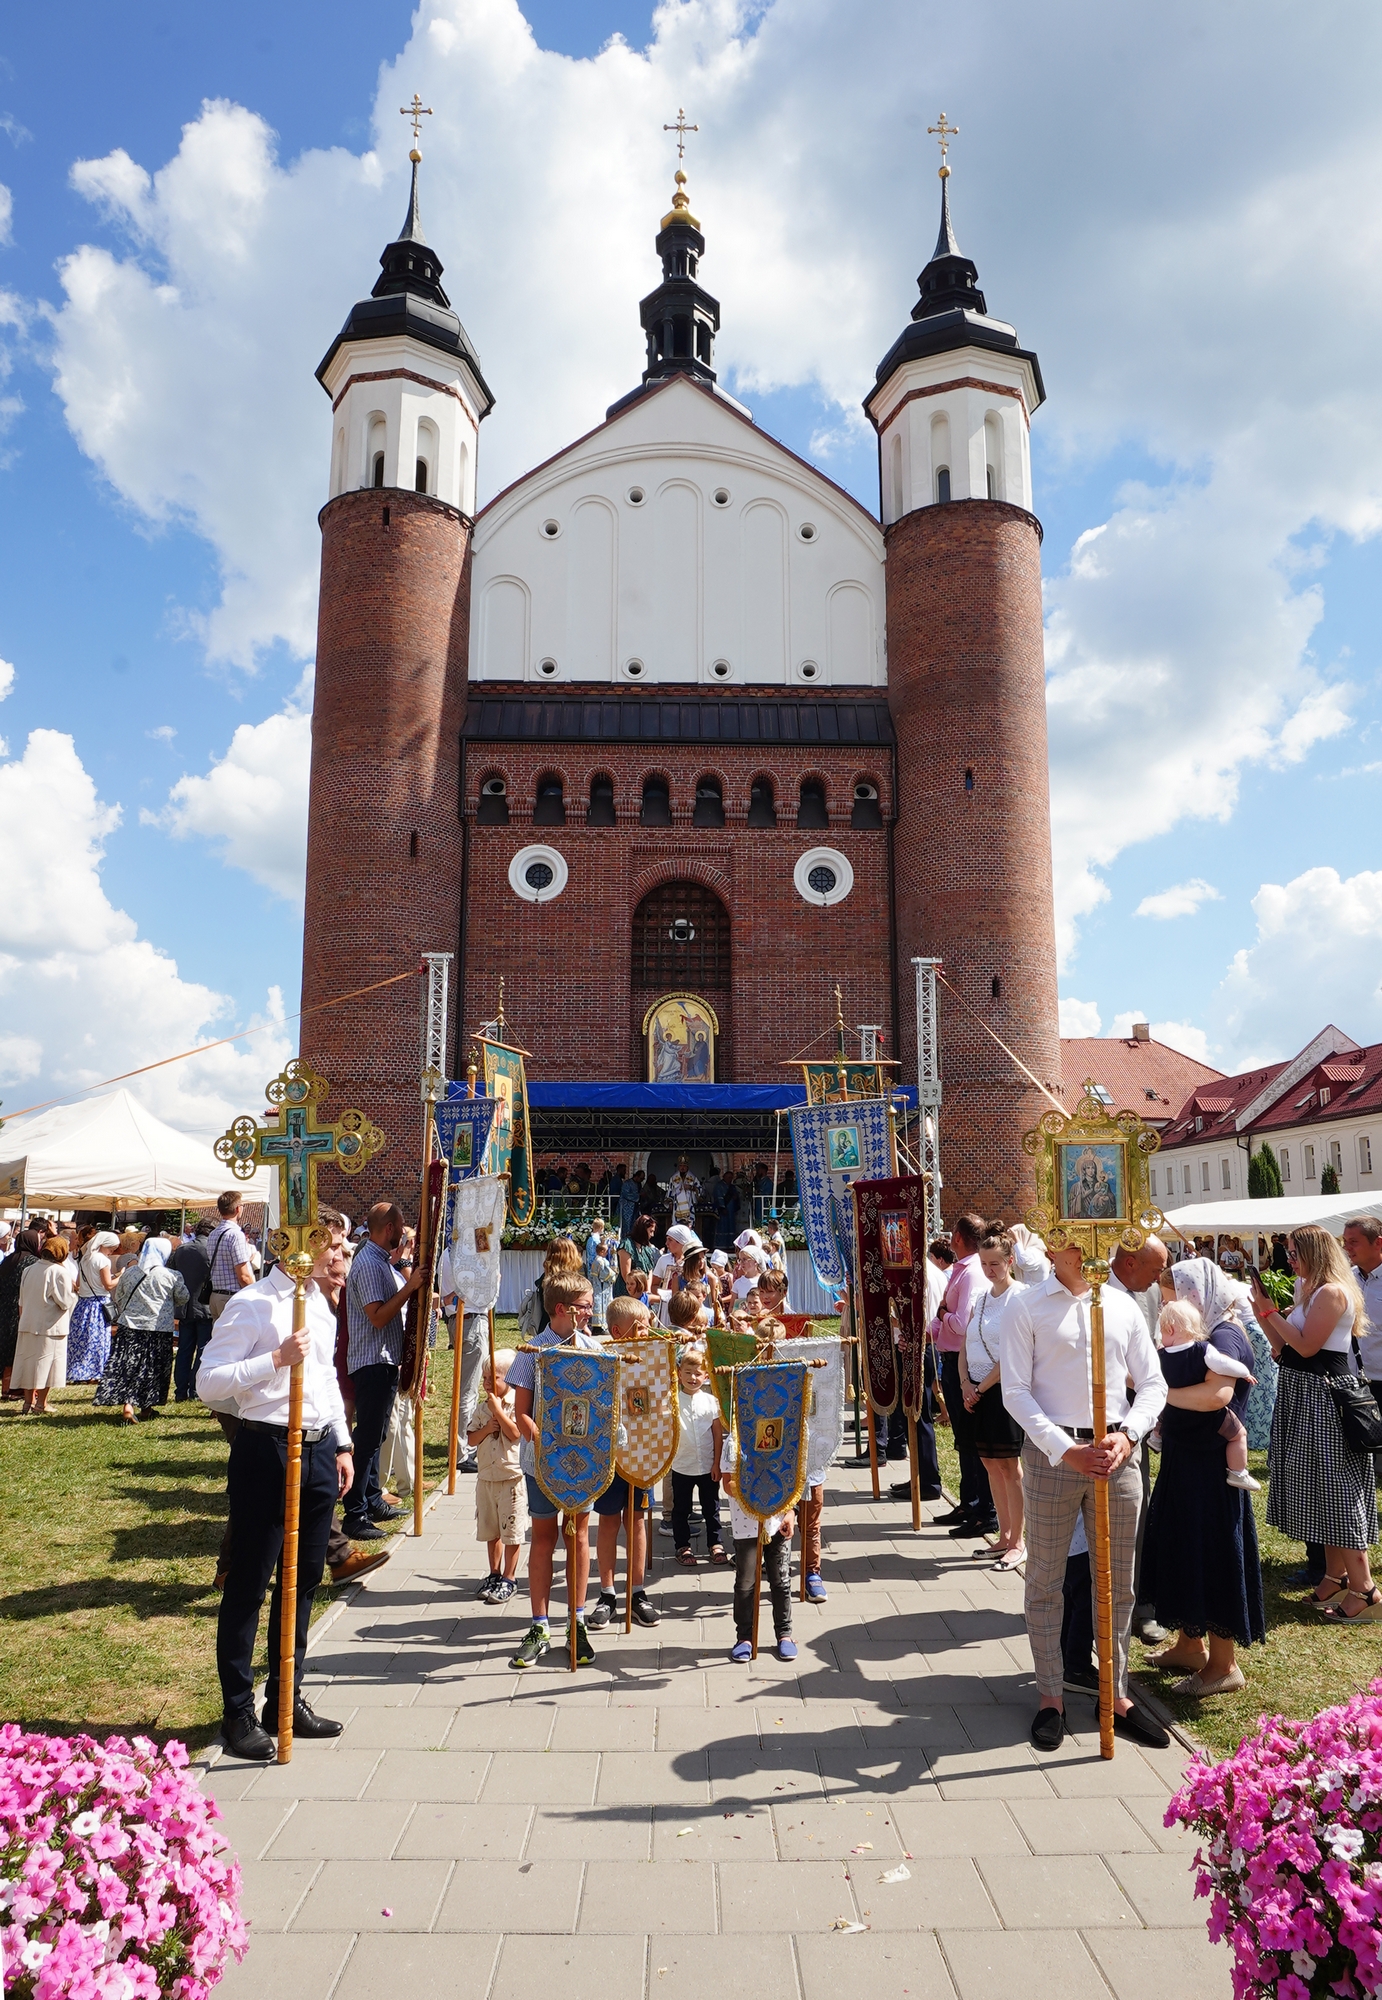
[1226, 1467, 1261, 1492]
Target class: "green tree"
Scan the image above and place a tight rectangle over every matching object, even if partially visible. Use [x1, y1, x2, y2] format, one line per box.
[1248, 1142, 1283, 1199]
[1320, 1161, 1340, 1194]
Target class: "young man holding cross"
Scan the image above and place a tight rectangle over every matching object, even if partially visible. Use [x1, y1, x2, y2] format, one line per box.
[199, 1213, 354, 1760]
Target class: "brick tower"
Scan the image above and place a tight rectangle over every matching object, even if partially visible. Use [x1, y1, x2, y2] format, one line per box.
[865, 149, 1061, 1224]
[300, 148, 493, 1204]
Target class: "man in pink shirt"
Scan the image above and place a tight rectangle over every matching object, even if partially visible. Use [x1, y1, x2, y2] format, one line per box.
[929, 1212, 997, 1537]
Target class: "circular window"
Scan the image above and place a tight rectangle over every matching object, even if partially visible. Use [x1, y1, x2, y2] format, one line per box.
[624, 657, 646, 679]
[540, 518, 561, 539]
[537, 657, 558, 678]
[797, 522, 818, 542]
[525, 861, 554, 891]
[509, 844, 569, 903]
[712, 487, 731, 507]
[627, 486, 646, 506]
[711, 659, 732, 680]
[669, 917, 696, 944]
[799, 660, 820, 681]
[793, 846, 854, 907]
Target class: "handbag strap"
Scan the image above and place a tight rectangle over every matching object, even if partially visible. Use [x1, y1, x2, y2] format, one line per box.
[115, 1268, 154, 1328]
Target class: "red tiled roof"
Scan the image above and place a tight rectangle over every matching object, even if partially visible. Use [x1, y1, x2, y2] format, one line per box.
[1321, 1060, 1368, 1083]
[1061, 1037, 1224, 1124]
[1253, 1043, 1382, 1132]
[1160, 1062, 1286, 1149]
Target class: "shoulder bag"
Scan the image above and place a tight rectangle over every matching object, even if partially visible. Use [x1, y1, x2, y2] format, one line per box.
[1328, 1375, 1382, 1454]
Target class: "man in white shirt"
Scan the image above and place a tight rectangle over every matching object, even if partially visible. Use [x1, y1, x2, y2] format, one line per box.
[1108, 1236, 1169, 1648]
[1002, 1241, 1169, 1752]
[1342, 1216, 1382, 1431]
[199, 1218, 353, 1761]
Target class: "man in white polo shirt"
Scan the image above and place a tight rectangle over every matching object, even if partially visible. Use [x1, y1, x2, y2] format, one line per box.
[1342, 1216, 1382, 1437]
[1002, 1240, 1168, 1752]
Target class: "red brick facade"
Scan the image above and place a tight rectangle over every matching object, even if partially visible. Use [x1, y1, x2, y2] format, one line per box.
[300, 486, 472, 1209]
[457, 729, 895, 1084]
[884, 499, 1061, 1227]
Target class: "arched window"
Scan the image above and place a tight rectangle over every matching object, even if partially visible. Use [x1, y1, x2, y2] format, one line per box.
[415, 459, 428, 494]
[890, 433, 904, 520]
[984, 411, 1003, 502]
[586, 774, 616, 827]
[693, 776, 725, 828]
[640, 775, 672, 826]
[366, 413, 386, 490]
[533, 773, 566, 827]
[747, 776, 777, 828]
[850, 779, 883, 830]
[936, 466, 951, 504]
[476, 775, 509, 826]
[797, 778, 829, 830]
[373, 453, 386, 489]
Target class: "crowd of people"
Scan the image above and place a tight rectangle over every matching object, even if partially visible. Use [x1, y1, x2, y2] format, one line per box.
[6, 1178, 1382, 1765]
[536, 1156, 798, 1244]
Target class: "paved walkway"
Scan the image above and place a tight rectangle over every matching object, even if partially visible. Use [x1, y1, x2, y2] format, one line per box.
[204, 1466, 1231, 2000]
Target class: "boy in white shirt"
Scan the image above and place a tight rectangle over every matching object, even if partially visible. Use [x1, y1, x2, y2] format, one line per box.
[670, 1345, 725, 1565]
[468, 1347, 526, 1605]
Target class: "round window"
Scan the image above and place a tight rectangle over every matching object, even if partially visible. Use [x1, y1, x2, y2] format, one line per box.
[540, 519, 560, 538]
[624, 658, 645, 678]
[524, 861, 554, 891]
[799, 660, 820, 680]
[669, 917, 696, 944]
[712, 488, 731, 507]
[797, 522, 818, 542]
[627, 486, 646, 506]
[807, 865, 838, 895]
[793, 846, 854, 908]
[509, 844, 569, 903]
[537, 658, 558, 677]
[711, 659, 731, 679]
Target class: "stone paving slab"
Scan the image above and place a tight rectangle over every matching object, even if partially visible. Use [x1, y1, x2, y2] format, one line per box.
[204, 1467, 1233, 1999]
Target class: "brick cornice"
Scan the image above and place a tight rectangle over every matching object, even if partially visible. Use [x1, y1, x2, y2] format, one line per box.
[878, 377, 1030, 430]
[331, 366, 473, 415]
[318, 486, 473, 531]
[883, 496, 1043, 547]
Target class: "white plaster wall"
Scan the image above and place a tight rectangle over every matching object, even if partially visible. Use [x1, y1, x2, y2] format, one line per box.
[469, 376, 886, 686]
[320, 335, 484, 512]
[873, 338, 1038, 523]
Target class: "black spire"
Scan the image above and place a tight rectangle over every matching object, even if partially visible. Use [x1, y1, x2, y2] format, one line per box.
[638, 170, 720, 389]
[316, 152, 493, 414]
[911, 172, 987, 318]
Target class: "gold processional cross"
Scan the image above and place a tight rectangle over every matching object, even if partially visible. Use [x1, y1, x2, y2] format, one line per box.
[216, 1058, 384, 1271]
[664, 106, 698, 161]
[928, 111, 959, 175]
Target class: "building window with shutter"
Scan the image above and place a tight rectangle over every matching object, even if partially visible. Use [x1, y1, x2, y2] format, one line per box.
[1361, 1135, 1373, 1176]
[1280, 1148, 1291, 1182]
[1304, 1143, 1316, 1180]
[1330, 1139, 1343, 1175]
[1149, 1167, 1157, 1198]
[1201, 1160, 1211, 1191]
[1221, 1157, 1232, 1189]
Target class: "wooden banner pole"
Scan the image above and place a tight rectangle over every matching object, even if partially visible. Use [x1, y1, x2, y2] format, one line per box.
[625, 1495, 634, 1634]
[750, 1521, 764, 1660]
[275, 1267, 308, 1764]
[413, 1357, 426, 1540]
[447, 1298, 465, 1496]
[865, 1395, 880, 1500]
[1089, 1273, 1116, 1761]
[907, 1407, 922, 1532]
[566, 1515, 579, 1672]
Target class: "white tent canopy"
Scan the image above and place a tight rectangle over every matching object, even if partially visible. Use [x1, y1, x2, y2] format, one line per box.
[0, 1089, 273, 1209]
[1162, 1193, 1382, 1240]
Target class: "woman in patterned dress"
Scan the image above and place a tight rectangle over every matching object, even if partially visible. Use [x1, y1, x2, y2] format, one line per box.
[68, 1227, 119, 1382]
[94, 1236, 189, 1422]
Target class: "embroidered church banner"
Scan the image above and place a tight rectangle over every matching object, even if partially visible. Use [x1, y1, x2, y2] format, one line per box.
[435, 1094, 498, 1182]
[732, 1361, 811, 1521]
[853, 1174, 931, 1418]
[783, 1334, 848, 1487]
[533, 1346, 619, 1514]
[788, 1098, 892, 1291]
[478, 1040, 536, 1226]
[707, 1325, 757, 1427]
[611, 1336, 680, 1488]
[443, 1173, 506, 1315]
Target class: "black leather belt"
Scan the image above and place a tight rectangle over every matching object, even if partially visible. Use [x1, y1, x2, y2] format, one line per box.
[1060, 1426, 1096, 1441]
[240, 1418, 332, 1444]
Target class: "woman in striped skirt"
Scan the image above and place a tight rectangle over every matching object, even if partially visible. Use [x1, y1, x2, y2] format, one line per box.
[1249, 1225, 1379, 1624]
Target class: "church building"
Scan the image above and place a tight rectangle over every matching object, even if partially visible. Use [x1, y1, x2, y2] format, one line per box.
[299, 133, 1061, 1223]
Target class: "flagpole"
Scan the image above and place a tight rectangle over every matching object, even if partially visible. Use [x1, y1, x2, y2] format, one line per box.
[625, 1494, 634, 1635]
[750, 1521, 764, 1660]
[276, 1256, 310, 1763]
[447, 1293, 465, 1496]
[566, 1514, 579, 1672]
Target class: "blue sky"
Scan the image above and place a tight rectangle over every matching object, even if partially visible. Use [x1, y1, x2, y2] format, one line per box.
[1, 0, 1379, 1135]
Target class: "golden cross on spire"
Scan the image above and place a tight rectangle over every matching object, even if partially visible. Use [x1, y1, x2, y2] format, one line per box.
[401, 93, 433, 159]
[928, 110, 959, 178]
[663, 106, 698, 162]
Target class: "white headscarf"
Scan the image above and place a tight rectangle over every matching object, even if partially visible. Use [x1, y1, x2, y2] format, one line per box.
[734, 1229, 763, 1252]
[664, 1225, 701, 1253]
[138, 1235, 171, 1271]
[1172, 1255, 1248, 1335]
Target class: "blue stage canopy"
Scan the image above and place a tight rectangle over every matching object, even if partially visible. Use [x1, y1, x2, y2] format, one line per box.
[523, 1082, 916, 1110]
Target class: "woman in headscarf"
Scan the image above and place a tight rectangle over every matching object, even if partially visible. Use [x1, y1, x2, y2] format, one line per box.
[13, 1236, 77, 1413]
[69, 1228, 120, 1382]
[0, 1227, 42, 1397]
[93, 1232, 189, 1422]
[1138, 1256, 1267, 1695]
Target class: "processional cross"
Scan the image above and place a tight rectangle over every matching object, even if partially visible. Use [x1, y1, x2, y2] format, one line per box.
[216, 1059, 384, 1265]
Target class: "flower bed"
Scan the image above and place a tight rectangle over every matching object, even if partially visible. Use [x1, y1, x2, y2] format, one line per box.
[1167, 1676, 1382, 1999]
[0, 1725, 245, 1997]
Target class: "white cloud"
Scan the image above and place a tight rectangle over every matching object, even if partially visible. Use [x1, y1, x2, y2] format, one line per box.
[146, 723, 176, 742]
[1058, 996, 1102, 1037]
[34, 0, 1382, 970]
[0, 728, 291, 1139]
[0, 658, 13, 701]
[143, 671, 312, 901]
[1134, 878, 1223, 921]
[1214, 866, 1382, 1069]
[0, 185, 12, 247]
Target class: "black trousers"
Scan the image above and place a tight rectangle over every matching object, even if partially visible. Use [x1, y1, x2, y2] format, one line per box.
[342, 1362, 399, 1530]
[1061, 1550, 1095, 1677]
[671, 1470, 722, 1551]
[907, 1347, 943, 1497]
[940, 1349, 993, 1518]
[173, 1318, 213, 1400]
[216, 1426, 337, 1720]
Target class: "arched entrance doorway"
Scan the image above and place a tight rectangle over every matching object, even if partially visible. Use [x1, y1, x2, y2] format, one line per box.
[630, 881, 731, 1081]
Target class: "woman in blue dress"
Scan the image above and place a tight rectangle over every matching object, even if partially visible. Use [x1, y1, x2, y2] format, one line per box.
[68, 1226, 119, 1382]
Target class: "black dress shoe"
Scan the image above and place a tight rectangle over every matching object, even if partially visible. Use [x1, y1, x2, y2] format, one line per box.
[344, 1519, 386, 1542]
[1030, 1706, 1067, 1751]
[222, 1711, 275, 1761]
[948, 1516, 991, 1538]
[262, 1694, 344, 1739]
[933, 1505, 970, 1526]
[1136, 1615, 1168, 1646]
[889, 1481, 917, 1499]
[1097, 1698, 1171, 1750]
[917, 1487, 944, 1502]
[369, 1503, 407, 1523]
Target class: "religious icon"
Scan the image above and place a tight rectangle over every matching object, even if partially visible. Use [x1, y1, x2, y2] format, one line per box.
[754, 1417, 783, 1453]
[826, 1124, 862, 1172]
[643, 993, 719, 1083]
[879, 1209, 912, 1269]
[561, 1398, 590, 1439]
[473, 1225, 492, 1254]
[626, 1386, 650, 1419]
[1057, 1141, 1127, 1223]
[452, 1127, 474, 1170]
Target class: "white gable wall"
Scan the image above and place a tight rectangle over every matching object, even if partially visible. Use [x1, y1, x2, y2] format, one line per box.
[469, 378, 886, 688]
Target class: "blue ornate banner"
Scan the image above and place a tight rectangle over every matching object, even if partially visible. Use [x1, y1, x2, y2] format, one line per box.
[478, 1041, 536, 1225]
[732, 1361, 810, 1521]
[435, 1094, 498, 1181]
[788, 1098, 892, 1290]
[533, 1346, 619, 1514]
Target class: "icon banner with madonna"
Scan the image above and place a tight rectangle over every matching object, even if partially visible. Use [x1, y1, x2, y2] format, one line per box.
[1023, 1079, 1164, 1261]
